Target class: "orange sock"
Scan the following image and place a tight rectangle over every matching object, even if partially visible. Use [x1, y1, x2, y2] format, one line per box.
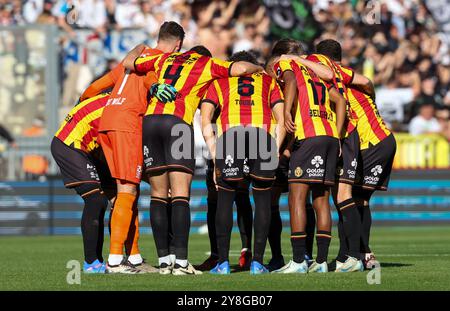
[110, 192, 136, 255]
[125, 203, 140, 256]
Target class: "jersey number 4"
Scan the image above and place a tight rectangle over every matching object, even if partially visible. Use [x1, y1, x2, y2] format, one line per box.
[164, 64, 184, 86]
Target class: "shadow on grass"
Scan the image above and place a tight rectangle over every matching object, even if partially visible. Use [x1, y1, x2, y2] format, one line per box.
[230, 264, 249, 272]
[380, 262, 413, 268]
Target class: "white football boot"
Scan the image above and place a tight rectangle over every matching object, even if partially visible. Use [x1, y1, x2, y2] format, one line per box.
[335, 256, 364, 273]
[272, 260, 308, 274]
[308, 261, 328, 273]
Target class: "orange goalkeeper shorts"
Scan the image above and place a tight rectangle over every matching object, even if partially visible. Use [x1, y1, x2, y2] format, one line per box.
[98, 131, 143, 184]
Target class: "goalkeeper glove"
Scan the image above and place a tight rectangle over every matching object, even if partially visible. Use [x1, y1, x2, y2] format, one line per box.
[150, 83, 177, 103]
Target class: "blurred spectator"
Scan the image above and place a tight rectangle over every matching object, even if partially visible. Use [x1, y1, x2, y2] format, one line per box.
[23, 0, 44, 23]
[115, 0, 143, 28]
[436, 108, 450, 141]
[409, 103, 442, 136]
[0, 0, 448, 134]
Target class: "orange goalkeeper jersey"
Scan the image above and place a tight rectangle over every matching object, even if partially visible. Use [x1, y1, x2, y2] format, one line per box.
[98, 48, 162, 133]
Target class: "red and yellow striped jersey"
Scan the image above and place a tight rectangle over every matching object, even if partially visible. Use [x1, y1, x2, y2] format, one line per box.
[134, 51, 233, 125]
[202, 72, 283, 136]
[273, 59, 338, 140]
[347, 87, 391, 149]
[306, 54, 358, 135]
[55, 93, 109, 153]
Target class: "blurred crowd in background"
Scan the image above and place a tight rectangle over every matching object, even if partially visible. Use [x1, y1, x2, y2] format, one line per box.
[0, 0, 449, 179]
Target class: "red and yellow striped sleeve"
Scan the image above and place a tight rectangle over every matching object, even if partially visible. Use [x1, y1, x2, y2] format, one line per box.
[202, 80, 221, 107]
[134, 54, 163, 73]
[340, 66, 354, 85]
[210, 58, 233, 79]
[269, 79, 284, 108]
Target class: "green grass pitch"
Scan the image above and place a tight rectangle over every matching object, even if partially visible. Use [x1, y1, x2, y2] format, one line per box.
[1, 226, 449, 291]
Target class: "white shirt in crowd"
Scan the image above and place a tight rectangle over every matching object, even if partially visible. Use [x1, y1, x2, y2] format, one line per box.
[408, 115, 442, 135]
[23, 0, 44, 23]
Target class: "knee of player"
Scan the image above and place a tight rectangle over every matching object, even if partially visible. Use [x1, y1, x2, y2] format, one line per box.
[116, 180, 138, 195]
[75, 183, 109, 209]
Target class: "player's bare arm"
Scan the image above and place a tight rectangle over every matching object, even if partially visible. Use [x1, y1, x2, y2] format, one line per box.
[200, 102, 217, 163]
[123, 44, 147, 70]
[329, 87, 347, 139]
[279, 55, 334, 81]
[229, 61, 264, 77]
[281, 70, 298, 134]
[272, 102, 286, 154]
[352, 72, 376, 100]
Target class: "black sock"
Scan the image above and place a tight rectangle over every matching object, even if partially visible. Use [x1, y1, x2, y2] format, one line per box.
[316, 230, 332, 264]
[337, 199, 361, 259]
[268, 204, 283, 259]
[207, 198, 218, 258]
[252, 187, 271, 264]
[150, 197, 169, 257]
[236, 191, 253, 250]
[291, 232, 306, 263]
[305, 203, 316, 258]
[336, 210, 348, 262]
[358, 204, 372, 253]
[80, 190, 108, 264]
[96, 206, 106, 262]
[216, 189, 235, 263]
[167, 201, 175, 256]
[171, 197, 191, 260]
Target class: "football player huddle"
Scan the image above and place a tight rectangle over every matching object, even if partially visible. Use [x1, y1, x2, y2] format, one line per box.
[51, 21, 396, 276]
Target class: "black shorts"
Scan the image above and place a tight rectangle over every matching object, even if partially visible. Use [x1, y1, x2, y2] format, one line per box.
[273, 154, 289, 193]
[288, 136, 339, 185]
[50, 137, 115, 191]
[336, 130, 360, 184]
[215, 126, 278, 188]
[142, 114, 195, 176]
[206, 160, 249, 200]
[355, 134, 396, 191]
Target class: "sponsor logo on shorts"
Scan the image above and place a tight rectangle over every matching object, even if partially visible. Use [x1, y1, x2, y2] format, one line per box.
[306, 168, 325, 178]
[311, 156, 324, 168]
[144, 157, 154, 167]
[346, 158, 358, 179]
[306, 155, 325, 177]
[222, 167, 239, 177]
[143, 145, 153, 167]
[371, 165, 383, 176]
[364, 165, 383, 185]
[86, 164, 99, 181]
[225, 155, 234, 167]
[337, 166, 344, 176]
[294, 167, 303, 177]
